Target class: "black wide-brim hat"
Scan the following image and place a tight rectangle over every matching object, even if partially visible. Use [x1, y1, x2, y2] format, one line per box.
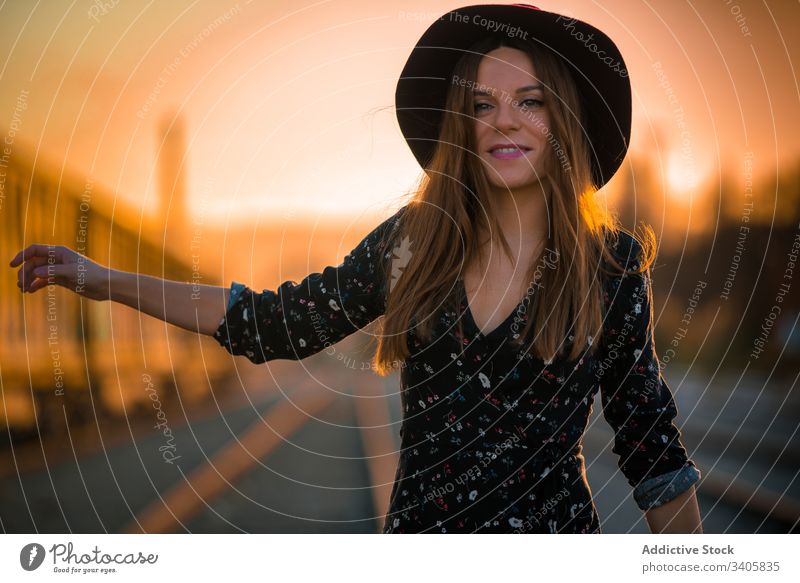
[395, 3, 631, 189]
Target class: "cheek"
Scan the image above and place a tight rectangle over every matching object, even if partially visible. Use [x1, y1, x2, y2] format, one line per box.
[529, 116, 550, 139]
[474, 124, 489, 146]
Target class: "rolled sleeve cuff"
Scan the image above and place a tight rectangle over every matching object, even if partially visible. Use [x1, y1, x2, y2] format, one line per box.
[633, 462, 702, 511]
[228, 281, 248, 310]
[217, 280, 248, 327]
[213, 281, 247, 336]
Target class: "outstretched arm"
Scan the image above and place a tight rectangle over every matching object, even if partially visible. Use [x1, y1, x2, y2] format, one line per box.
[10, 244, 229, 336]
[107, 268, 229, 336]
[11, 205, 407, 362]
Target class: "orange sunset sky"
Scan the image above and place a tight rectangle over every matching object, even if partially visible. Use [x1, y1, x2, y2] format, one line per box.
[1, 0, 798, 227]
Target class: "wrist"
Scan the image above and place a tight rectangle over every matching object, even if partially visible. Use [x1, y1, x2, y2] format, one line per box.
[107, 268, 132, 305]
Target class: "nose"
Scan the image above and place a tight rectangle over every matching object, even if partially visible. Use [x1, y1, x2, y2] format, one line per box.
[491, 99, 522, 132]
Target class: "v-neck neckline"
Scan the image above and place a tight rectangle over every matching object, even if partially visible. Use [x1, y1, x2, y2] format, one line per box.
[459, 277, 530, 341]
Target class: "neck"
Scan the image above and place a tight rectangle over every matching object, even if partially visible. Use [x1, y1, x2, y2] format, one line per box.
[488, 180, 549, 244]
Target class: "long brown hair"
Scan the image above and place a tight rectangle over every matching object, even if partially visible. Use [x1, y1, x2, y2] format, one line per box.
[373, 34, 656, 376]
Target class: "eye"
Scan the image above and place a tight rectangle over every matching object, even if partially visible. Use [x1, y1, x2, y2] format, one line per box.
[474, 102, 492, 113]
[521, 98, 544, 108]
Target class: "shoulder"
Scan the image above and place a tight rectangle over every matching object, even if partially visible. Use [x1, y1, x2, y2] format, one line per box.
[602, 227, 646, 274]
[599, 228, 654, 312]
[357, 204, 409, 244]
[348, 204, 410, 265]
[370, 204, 410, 239]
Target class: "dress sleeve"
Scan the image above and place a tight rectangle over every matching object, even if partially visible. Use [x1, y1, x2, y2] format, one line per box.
[212, 206, 407, 363]
[597, 233, 701, 511]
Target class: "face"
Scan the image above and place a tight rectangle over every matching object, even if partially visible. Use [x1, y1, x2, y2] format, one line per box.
[472, 46, 550, 192]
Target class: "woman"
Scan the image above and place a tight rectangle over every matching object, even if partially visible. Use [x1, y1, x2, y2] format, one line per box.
[10, 4, 702, 533]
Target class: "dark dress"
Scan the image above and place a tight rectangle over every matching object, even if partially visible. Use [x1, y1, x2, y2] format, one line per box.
[212, 205, 701, 533]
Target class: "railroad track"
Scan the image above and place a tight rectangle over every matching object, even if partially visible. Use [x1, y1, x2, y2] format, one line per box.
[1, 366, 795, 533]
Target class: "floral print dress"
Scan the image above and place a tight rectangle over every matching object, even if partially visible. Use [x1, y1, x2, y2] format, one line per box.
[212, 205, 701, 534]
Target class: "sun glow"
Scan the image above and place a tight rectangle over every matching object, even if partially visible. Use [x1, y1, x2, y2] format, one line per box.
[665, 149, 700, 202]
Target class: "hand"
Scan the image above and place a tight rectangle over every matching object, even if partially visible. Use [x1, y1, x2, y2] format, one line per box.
[9, 244, 111, 302]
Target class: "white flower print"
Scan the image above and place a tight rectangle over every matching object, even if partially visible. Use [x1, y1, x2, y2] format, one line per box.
[508, 517, 523, 528]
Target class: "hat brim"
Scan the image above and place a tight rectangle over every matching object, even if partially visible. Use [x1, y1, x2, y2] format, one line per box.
[395, 3, 631, 189]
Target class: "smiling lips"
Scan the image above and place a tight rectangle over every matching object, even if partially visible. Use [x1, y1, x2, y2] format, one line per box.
[488, 143, 532, 160]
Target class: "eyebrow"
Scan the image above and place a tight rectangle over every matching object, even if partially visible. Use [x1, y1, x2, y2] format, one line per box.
[472, 84, 544, 96]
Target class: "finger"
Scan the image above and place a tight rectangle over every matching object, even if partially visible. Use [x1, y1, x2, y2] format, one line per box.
[10, 244, 43, 267]
[20, 264, 59, 293]
[31, 263, 73, 287]
[18, 257, 48, 289]
[9, 244, 59, 267]
[24, 265, 68, 293]
[26, 276, 52, 294]
[18, 256, 49, 290]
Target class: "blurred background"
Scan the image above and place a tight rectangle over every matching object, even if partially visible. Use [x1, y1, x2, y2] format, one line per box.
[0, 0, 798, 534]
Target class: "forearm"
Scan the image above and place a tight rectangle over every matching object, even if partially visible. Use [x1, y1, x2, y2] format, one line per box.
[644, 485, 703, 533]
[109, 268, 230, 336]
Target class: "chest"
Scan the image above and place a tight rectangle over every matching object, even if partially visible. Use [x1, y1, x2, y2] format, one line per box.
[462, 241, 544, 337]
